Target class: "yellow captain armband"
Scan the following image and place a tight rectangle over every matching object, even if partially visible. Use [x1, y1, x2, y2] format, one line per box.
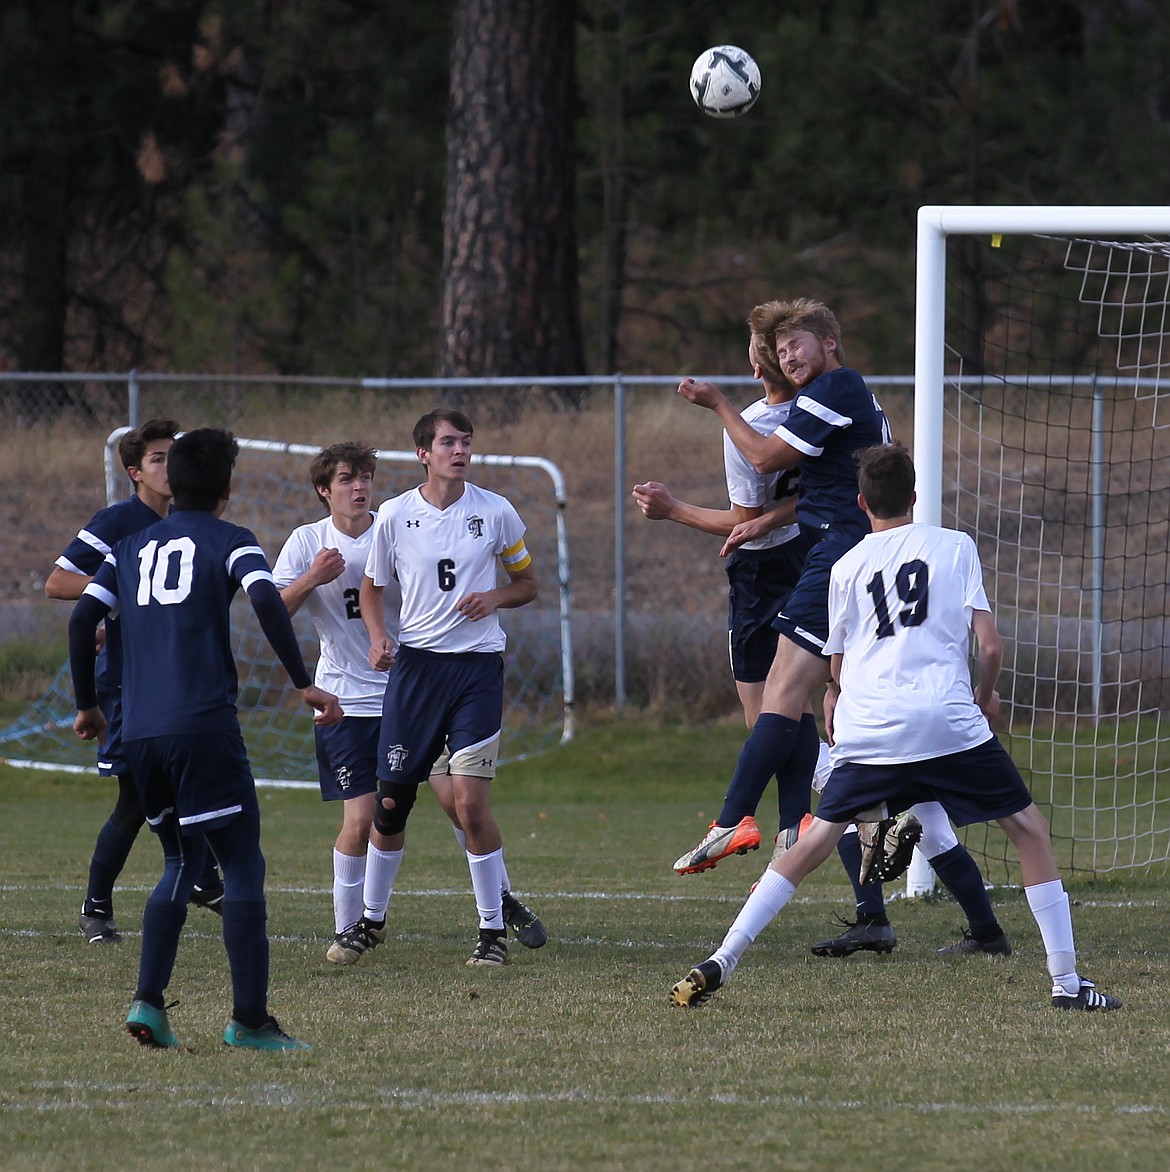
[501, 538, 532, 574]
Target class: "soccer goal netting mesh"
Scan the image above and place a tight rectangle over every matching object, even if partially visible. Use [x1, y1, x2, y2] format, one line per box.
[0, 439, 573, 785]
[927, 219, 1170, 880]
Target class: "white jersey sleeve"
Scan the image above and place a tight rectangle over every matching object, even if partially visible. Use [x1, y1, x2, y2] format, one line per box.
[723, 398, 801, 550]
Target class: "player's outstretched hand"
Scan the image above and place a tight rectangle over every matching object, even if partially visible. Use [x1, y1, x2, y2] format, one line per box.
[73, 707, 108, 742]
[721, 515, 767, 556]
[676, 378, 727, 411]
[303, 685, 343, 726]
[632, 481, 675, 520]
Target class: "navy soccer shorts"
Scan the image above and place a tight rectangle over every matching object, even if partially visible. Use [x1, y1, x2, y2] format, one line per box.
[315, 715, 380, 802]
[376, 646, 504, 787]
[726, 533, 815, 682]
[815, 736, 1034, 827]
[773, 526, 865, 658]
[123, 726, 255, 836]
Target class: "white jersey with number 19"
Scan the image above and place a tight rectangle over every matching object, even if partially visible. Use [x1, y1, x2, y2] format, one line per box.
[825, 523, 993, 765]
[365, 483, 530, 654]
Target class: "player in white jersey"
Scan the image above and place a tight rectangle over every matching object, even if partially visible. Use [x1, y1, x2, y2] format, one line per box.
[671, 443, 1121, 1013]
[272, 442, 545, 965]
[359, 410, 540, 967]
[634, 318, 809, 730]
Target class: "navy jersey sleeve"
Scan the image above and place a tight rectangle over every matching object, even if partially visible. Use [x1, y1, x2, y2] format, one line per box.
[247, 579, 312, 690]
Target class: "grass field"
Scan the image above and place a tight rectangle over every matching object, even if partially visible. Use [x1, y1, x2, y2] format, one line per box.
[1, 719, 1167, 1171]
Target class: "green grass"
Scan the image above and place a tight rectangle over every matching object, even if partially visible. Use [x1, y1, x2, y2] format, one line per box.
[1, 719, 1167, 1170]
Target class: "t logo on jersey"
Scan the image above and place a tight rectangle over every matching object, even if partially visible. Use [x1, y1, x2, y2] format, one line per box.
[386, 744, 410, 772]
[335, 765, 353, 791]
[467, 516, 485, 538]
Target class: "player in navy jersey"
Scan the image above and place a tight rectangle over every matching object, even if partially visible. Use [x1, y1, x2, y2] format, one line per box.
[45, 418, 223, 944]
[672, 444, 1121, 1013]
[359, 409, 539, 967]
[271, 441, 545, 966]
[69, 428, 342, 1051]
[668, 300, 903, 950]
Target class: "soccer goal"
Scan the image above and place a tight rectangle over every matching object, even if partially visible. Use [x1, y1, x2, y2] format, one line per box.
[908, 205, 1170, 887]
[1, 436, 574, 785]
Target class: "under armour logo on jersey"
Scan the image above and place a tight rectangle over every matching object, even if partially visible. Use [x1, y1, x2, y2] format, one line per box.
[335, 765, 353, 791]
[386, 744, 410, 772]
[478, 756, 494, 768]
[406, 519, 421, 528]
[467, 516, 485, 538]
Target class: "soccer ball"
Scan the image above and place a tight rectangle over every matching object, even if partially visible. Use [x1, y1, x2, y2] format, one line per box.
[689, 45, 761, 119]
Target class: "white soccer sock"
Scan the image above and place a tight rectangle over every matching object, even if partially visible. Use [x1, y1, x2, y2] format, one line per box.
[1025, 878, 1077, 985]
[466, 848, 506, 930]
[333, 848, 367, 933]
[451, 824, 512, 895]
[362, 843, 404, 923]
[711, 868, 797, 978]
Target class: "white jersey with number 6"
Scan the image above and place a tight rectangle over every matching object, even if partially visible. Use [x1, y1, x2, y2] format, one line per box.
[365, 483, 529, 654]
[825, 523, 993, 765]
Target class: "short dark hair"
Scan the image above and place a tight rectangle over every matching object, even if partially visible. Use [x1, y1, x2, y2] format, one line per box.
[117, 418, 180, 474]
[167, 428, 239, 511]
[857, 443, 915, 518]
[413, 408, 474, 451]
[309, 442, 377, 510]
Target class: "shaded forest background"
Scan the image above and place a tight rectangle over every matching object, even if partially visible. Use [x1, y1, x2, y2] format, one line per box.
[2, 0, 1170, 387]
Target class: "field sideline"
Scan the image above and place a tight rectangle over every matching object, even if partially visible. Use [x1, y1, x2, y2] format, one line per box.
[1, 719, 1167, 1170]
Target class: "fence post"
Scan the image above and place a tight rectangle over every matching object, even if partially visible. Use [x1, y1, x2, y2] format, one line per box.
[127, 368, 140, 426]
[613, 373, 627, 709]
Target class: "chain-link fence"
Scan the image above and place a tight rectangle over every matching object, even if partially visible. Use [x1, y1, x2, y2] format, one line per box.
[0, 370, 917, 719]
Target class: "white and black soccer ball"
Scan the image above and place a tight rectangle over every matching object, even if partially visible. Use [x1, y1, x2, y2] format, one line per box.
[689, 45, 761, 119]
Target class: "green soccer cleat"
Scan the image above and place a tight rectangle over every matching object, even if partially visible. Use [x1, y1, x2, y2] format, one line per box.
[223, 1016, 312, 1051]
[126, 1000, 181, 1049]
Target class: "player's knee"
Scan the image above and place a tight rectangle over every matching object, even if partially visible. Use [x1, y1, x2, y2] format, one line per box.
[373, 782, 419, 836]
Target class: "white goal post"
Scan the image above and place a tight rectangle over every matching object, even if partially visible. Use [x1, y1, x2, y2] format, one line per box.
[907, 205, 1170, 890]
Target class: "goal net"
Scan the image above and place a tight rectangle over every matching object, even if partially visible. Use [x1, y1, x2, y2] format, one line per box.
[911, 206, 1170, 884]
[0, 437, 573, 785]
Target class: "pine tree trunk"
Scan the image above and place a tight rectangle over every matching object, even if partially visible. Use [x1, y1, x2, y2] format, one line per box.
[437, 0, 585, 406]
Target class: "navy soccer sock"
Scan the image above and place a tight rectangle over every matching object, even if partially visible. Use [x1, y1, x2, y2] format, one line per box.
[931, 844, 1001, 939]
[776, 713, 818, 833]
[716, 712, 801, 827]
[135, 898, 188, 1005]
[83, 819, 139, 915]
[836, 831, 887, 921]
[224, 899, 270, 1027]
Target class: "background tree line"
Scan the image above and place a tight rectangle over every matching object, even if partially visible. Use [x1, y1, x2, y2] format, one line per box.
[1, 0, 1168, 400]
